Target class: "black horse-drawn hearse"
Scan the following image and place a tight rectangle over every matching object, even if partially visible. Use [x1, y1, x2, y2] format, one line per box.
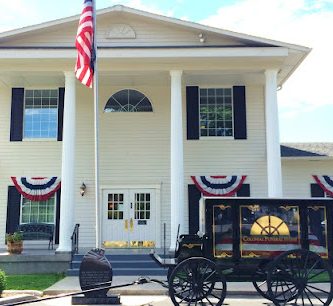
[153, 197, 333, 306]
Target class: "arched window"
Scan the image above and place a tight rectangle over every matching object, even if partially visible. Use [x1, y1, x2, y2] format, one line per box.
[104, 89, 153, 112]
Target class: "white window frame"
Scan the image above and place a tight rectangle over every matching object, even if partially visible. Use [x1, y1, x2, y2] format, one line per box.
[104, 88, 153, 113]
[199, 86, 234, 140]
[20, 195, 56, 225]
[23, 88, 59, 141]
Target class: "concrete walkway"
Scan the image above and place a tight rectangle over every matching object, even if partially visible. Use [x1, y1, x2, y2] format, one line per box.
[22, 296, 275, 306]
[44, 276, 261, 297]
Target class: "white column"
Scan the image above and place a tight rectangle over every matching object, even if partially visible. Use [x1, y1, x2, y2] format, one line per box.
[265, 69, 283, 197]
[57, 71, 76, 252]
[169, 70, 185, 251]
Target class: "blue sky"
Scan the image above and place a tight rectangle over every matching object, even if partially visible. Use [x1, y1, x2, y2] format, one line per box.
[0, 0, 332, 142]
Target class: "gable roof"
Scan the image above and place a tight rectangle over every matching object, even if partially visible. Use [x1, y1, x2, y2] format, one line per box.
[0, 5, 310, 87]
[0, 5, 309, 52]
[281, 143, 333, 159]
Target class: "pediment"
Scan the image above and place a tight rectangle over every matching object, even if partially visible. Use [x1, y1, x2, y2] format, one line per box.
[0, 5, 282, 48]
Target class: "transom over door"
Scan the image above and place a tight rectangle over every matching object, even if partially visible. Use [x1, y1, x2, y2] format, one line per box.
[102, 189, 156, 248]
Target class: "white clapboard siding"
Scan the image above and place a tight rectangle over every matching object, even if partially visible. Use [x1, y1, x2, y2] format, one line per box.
[0, 86, 62, 246]
[0, 14, 246, 48]
[0, 80, 269, 248]
[282, 160, 333, 198]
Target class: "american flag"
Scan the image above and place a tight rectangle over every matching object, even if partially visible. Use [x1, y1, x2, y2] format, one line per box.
[75, 0, 95, 88]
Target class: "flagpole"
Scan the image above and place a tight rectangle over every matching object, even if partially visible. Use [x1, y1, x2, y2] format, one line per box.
[92, 0, 100, 249]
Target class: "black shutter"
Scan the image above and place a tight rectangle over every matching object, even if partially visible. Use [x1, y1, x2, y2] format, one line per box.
[188, 184, 202, 234]
[233, 86, 247, 139]
[186, 86, 199, 140]
[6, 186, 21, 234]
[57, 87, 65, 141]
[311, 183, 324, 197]
[55, 189, 61, 244]
[10, 88, 24, 141]
[236, 184, 250, 197]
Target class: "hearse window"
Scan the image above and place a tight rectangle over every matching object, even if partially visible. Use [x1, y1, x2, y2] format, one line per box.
[240, 205, 301, 258]
[213, 205, 233, 258]
[308, 206, 328, 258]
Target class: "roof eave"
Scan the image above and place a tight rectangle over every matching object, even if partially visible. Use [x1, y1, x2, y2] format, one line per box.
[282, 156, 333, 161]
[0, 4, 311, 54]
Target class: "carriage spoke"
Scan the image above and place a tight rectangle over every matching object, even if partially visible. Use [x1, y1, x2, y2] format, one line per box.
[204, 296, 215, 306]
[203, 271, 216, 282]
[305, 259, 321, 279]
[306, 284, 331, 295]
[304, 288, 314, 306]
[301, 290, 305, 306]
[301, 251, 310, 278]
[305, 286, 326, 304]
[308, 269, 327, 281]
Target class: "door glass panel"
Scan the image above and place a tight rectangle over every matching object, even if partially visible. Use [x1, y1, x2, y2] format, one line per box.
[213, 205, 233, 258]
[134, 193, 151, 220]
[308, 206, 328, 258]
[240, 205, 301, 258]
[107, 193, 124, 220]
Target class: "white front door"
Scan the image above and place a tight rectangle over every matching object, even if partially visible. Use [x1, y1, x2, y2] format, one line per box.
[102, 189, 156, 248]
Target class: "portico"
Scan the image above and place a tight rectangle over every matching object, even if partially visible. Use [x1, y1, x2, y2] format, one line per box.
[0, 5, 310, 252]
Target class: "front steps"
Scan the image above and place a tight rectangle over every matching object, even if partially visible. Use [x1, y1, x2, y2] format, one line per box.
[67, 253, 168, 276]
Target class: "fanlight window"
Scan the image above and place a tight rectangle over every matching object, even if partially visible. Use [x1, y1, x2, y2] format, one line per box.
[104, 89, 153, 112]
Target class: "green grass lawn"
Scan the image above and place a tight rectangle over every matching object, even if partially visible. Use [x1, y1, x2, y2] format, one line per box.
[6, 273, 65, 290]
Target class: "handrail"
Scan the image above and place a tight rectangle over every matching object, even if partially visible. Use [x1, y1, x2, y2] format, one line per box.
[70, 223, 80, 267]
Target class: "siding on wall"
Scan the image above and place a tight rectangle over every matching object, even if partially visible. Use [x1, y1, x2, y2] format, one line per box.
[0, 85, 62, 246]
[282, 160, 333, 198]
[0, 81, 268, 248]
[0, 15, 247, 48]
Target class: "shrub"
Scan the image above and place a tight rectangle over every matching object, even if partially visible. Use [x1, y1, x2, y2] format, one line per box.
[0, 269, 6, 296]
[6, 231, 23, 243]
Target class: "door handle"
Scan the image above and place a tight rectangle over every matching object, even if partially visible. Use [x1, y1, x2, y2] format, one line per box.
[131, 202, 133, 209]
[125, 219, 128, 231]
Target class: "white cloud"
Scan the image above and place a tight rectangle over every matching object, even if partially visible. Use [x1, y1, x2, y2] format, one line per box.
[200, 0, 333, 119]
[0, 0, 40, 32]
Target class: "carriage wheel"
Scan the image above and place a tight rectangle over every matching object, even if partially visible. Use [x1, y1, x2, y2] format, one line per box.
[267, 249, 333, 306]
[252, 260, 271, 300]
[253, 259, 296, 303]
[168, 257, 226, 306]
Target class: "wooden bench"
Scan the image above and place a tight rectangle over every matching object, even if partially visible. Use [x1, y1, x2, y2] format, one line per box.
[17, 223, 54, 249]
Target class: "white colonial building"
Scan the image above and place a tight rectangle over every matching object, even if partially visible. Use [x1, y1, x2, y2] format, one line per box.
[0, 5, 332, 252]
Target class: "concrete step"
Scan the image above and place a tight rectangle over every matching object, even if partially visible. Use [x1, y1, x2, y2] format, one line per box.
[67, 267, 167, 276]
[67, 253, 168, 276]
[71, 260, 160, 269]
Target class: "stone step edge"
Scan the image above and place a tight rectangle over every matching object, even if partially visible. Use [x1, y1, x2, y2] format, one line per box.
[71, 260, 156, 264]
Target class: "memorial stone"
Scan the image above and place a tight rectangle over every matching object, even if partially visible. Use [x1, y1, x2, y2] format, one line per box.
[72, 248, 120, 305]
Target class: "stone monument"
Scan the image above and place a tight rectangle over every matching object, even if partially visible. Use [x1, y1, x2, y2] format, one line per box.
[72, 248, 120, 305]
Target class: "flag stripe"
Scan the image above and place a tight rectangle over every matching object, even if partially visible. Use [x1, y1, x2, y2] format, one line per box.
[75, 0, 94, 88]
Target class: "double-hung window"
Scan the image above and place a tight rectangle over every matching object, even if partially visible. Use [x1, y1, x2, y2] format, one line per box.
[199, 88, 233, 137]
[20, 195, 55, 224]
[23, 89, 58, 139]
[186, 85, 246, 140]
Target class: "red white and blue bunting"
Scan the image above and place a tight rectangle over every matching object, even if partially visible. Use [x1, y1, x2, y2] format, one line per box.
[191, 175, 247, 196]
[11, 177, 61, 201]
[313, 175, 333, 197]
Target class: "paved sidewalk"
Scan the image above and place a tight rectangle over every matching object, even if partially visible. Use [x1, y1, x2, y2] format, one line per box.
[23, 296, 274, 306]
[44, 276, 261, 297]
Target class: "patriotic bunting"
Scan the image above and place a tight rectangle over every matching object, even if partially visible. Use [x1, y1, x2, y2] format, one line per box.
[11, 177, 61, 201]
[191, 175, 247, 196]
[313, 175, 333, 196]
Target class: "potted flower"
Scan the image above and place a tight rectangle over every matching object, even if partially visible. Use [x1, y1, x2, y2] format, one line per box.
[6, 231, 23, 254]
